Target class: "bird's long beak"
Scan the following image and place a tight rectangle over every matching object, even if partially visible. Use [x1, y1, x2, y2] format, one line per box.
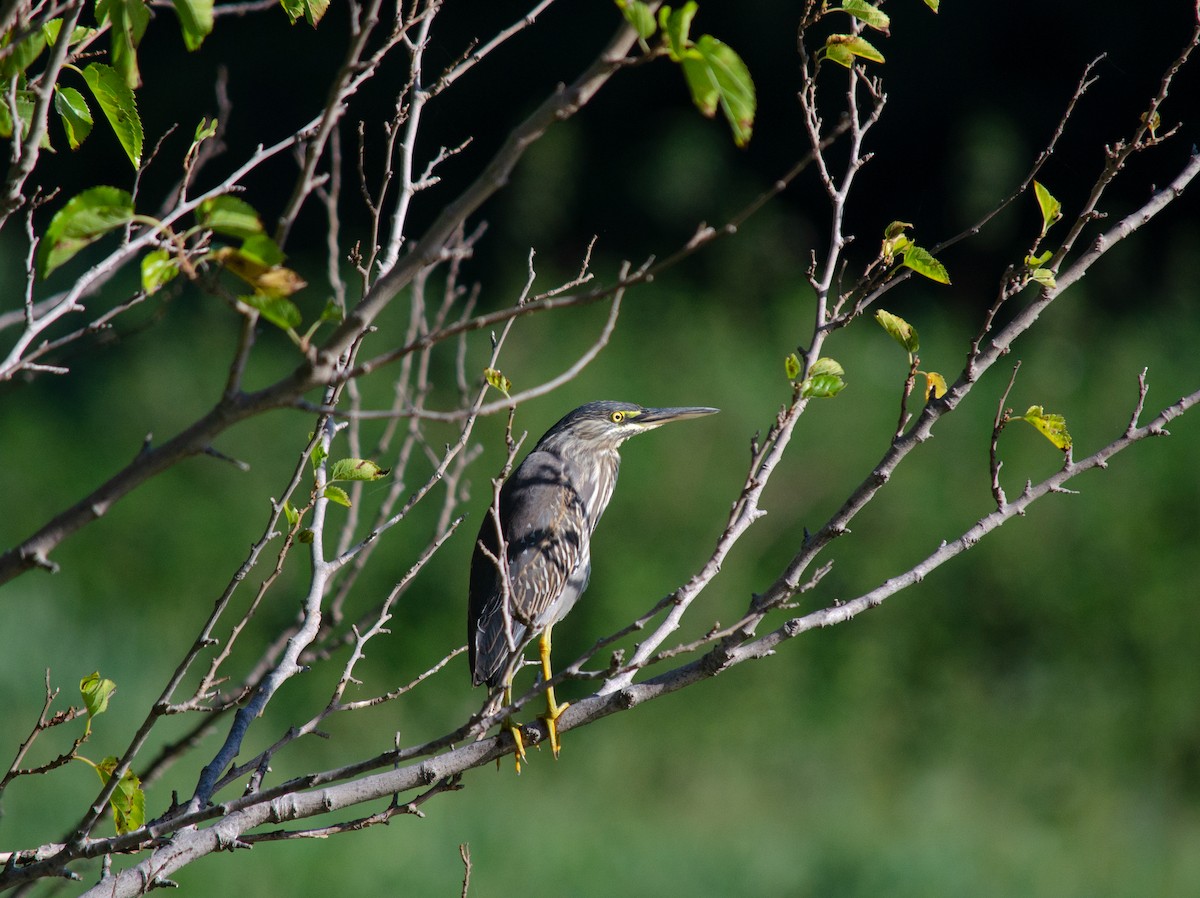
[637, 406, 720, 426]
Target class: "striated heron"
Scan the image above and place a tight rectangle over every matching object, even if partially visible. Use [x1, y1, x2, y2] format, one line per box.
[468, 401, 719, 768]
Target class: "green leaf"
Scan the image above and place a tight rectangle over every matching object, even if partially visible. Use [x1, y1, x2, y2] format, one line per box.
[319, 299, 343, 323]
[924, 0, 940, 12]
[242, 293, 302, 331]
[283, 500, 300, 527]
[660, 2, 697, 60]
[875, 309, 919, 354]
[1033, 180, 1061, 237]
[38, 186, 135, 278]
[96, 0, 150, 89]
[1029, 268, 1056, 289]
[680, 35, 756, 147]
[93, 757, 144, 835]
[80, 672, 117, 719]
[1017, 405, 1072, 451]
[616, 0, 657, 40]
[484, 367, 512, 396]
[280, 0, 329, 27]
[784, 352, 802, 381]
[310, 442, 328, 470]
[54, 86, 93, 149]
[171, 0, 214, 51]
[901, 244, 951, 284]
[238, 234, 284, 267]
[141, 249, 180, 294]
[836, 0, 891, 33]
[824, 33, 885, 67]
[323, 484, 352, 507]
[198, 195, 264, 239]
[0, 27, 46, 78]
[0, 91, 47, 147]
[329, 458, 390, 482]
[800, 373, 847, 399]
[82, 62, 143, 167]
[808, 357, 844, 378]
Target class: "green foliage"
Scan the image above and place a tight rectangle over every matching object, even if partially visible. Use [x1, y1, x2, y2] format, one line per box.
[875, 309, 919, 354]
[1033, 180, 1061, 237]
[281, 0, 330, 28]
[823, 33, 885, 68]
[880, 222, 950, 284]
[242, 292, 303, 330]
[329, 458, 390, 482]
[79, 671, 116, 720]
[323, 484, 352, 507]
[1024, 250, 1057, 289]
[835, 0, 891, 33]
[1013, 405, 1072, 451]
[92, 757, 145, 834]
[95, 0, 151, 88]
[171, 0, 215, 51]
[784, 352, 802, 380]
[484, 367, 512, 396]
[198, 195, 265, 240]
[141, 249, 181, 294]
[53, 86, 93, 148]
[614, 0, 756, 147]
[38, 186, 135, 278]
[798, 356, 847, 398]
[82, 62, 143, 167]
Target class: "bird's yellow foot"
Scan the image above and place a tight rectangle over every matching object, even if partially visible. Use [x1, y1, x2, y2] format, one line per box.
[540, 687, 569, 759]
[507, 716, 527, 773]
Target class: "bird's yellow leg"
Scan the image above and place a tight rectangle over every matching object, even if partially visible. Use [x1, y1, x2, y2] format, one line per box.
[500, 681, 526, 774]
[538, 625, 569, 758]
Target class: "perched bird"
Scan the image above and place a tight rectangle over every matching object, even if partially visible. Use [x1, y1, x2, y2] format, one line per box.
[468, 401, 719, 767]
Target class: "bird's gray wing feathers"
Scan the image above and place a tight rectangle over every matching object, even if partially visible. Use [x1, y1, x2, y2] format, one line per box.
[468, 450, 590, 687]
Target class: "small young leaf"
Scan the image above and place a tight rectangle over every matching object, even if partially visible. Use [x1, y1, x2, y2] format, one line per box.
[1017, 405, 1072, 451]
[808, 357, 845, 378]
[901, 244, 951, 284]
[82, 62, 143, 167]
[319, 300, 343, 323]
[171, 0, 214, 51]
[281, 0, 328, 26]
[484, 367, 512, 396]
[54, 86, 93, 149]
[660, 2, 698, 60]
[923, 371, 948, 400]
[1141, 108, 1161, 139]
[194, 116, 218, 143]
[836, 0, 891, 34]
[93, 757, 145, 835]
[1026, 250, 1052, 266]
[198, 195, 264, 239]
[800, 373, 847, 399]
[784, 353, 802, 381]
[283, 500, 300, 527]
[329, 458, 390, 482]
[239, 234, 285, 267]
[323, 485, 352, 507]
[242, 293, 302, 331]
[616, 0, 657, 40]
[1033, 180, 1061, 237]
[141, 249, 180, 294]
[875, 309, 919, 354]
[924, 0, 940, 11]
[310, 442, 328, 470]
[80, 672, 117, 719]
[1030, 268, 1057, 289]
[298, 528, 315, 543]
[39, 186, 135, 278]
[824, 34, 885, 68]
[883, 220, 913, 240]
[680, 35, 756, 147]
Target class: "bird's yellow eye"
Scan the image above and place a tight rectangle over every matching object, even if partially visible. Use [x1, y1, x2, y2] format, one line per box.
[610, 411, 625, 423]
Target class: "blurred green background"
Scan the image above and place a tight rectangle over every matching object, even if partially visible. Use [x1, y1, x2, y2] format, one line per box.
[3, 1, 1200, 895]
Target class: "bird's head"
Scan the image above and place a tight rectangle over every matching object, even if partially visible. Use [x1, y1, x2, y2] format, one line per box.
[536, 401, 719, 453]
